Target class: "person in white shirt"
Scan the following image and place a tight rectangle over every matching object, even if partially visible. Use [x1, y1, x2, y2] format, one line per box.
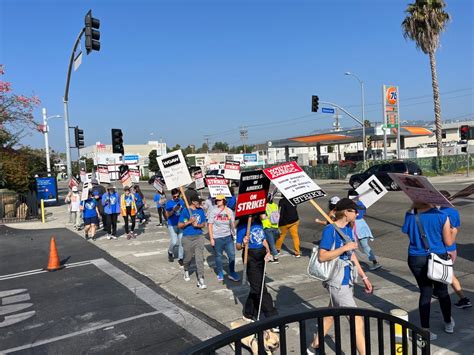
[65, 186, 82, 230]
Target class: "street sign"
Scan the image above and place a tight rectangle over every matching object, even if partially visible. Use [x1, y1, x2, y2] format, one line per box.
[322, 107, 335, 114]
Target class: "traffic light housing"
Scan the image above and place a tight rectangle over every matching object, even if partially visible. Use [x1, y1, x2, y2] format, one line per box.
[460, 125, 471, 141]
[85, 10, 100, 55]
[311, 95, 319, 112]
[74, 127, 84, 148]
[112, 128, 124, 155]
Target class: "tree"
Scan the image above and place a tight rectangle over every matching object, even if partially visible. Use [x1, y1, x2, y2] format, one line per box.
[0, 64, 41, 147]
[148, 149, 159, 173]
[196, 143, 209, 153]
[212, 141, 229, 152]
[230, 145, 255, 153]
[402, 0, 450, 160]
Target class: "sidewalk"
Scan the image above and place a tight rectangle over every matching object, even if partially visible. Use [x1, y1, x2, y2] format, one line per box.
[6, 205, 474, 354]
[315, 173, 474, 185]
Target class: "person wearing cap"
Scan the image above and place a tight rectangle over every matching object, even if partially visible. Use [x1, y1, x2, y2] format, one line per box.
[121, 186, 138, 239]
[208, 194, 240, 282]
[307, 198, 372, 355]
[275, 196, 301, 258]
[347, 190, 382, 271]
[80, 190, 100, 241]
[65, 186, 82, 230]
[178, 195, 208, 289]
[261, 192, 280, 263]
[315, 196, 340, 226]
[165, 188, 185, 265]
[102, 184, 120, 239]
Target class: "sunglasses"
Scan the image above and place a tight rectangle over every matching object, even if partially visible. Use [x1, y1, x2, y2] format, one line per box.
[172, 195, 180, 198]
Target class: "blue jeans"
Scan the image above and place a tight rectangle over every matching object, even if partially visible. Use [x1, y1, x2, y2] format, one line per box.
[214, 236, 236, 275]
[168, 225, 183, 260]
[264, 228, 280, 257]
[358, 237, 376, 262]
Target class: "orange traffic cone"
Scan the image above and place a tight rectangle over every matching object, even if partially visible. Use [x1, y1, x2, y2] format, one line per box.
[46, 237, 62, 271]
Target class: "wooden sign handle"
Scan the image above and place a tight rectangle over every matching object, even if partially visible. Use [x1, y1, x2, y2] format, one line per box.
[179, 186, 193, 216]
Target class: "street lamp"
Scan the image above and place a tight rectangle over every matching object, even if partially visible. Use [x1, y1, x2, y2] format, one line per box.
[345, 71, 366, 165]
[41, 108, 63, 174]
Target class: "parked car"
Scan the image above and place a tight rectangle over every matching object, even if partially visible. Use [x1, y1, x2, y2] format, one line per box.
[349, 161, 422, 190]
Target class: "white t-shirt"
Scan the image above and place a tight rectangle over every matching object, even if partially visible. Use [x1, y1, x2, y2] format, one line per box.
[70, 193, 81, 212]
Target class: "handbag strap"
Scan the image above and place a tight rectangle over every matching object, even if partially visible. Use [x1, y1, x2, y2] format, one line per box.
[414, 209, 430, 252]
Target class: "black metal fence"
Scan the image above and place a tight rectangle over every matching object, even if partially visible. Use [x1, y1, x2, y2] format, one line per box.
[0, 190, 39, 223]
[182, 307, 430, 355]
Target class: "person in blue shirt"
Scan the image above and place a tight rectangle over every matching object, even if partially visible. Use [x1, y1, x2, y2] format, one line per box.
[308, 198, 372, 355]
[236, 215, 278, 322]
[347, 190, 381, 271]
[80, 190, 100, 241]
[133, 185, 148, 225]
[165, 188, 185, 265]
[402, 202, 455, 340]
[153, 191, 167, 226]
[439, 205, 471, 309]
[102, 185, 120, 240]
[178, 195, 207, 289]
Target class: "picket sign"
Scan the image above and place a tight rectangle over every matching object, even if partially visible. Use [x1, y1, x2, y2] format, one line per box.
[205, 177, 231, 198]
[81, 182, 90, 201]
[157, 150, 192, 190]
[355, 175, 387, 208]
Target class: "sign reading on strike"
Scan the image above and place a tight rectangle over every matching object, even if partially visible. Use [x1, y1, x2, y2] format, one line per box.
[97, 164, 110, 183]
[157, 150, 192, 190]
[263, 161, 326, 206]
[235, 170, 270, 218]
[388, 173, 453, 208]
[193, 169, 205, 190]
[355, 175, 387, 208]
[205, 177, 231, 198]
[224, 160, 241, 180]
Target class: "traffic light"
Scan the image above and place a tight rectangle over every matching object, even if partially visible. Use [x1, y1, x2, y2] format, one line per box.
[311, 95, 319, 112]
[460, 125, 471, 141]
[365, 135, 372, 149]
[85, 10, 100, 55]
[112, 128, 124, 154]
[74, 127, 84, 148]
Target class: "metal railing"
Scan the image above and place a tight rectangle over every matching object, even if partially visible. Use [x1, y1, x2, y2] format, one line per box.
[182, 307, 430, 355]
[0, 190, 39, 223]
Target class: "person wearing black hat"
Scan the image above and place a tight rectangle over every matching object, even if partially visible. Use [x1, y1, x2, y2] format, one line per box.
[178, 195, 208, 289]
[307, 198, 372, 355]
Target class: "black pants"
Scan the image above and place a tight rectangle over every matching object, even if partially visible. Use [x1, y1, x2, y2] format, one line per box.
[123, 209, 136, 234]
[136, 204, 145, 222]
[157, 207, 165, 224]
[243, 248, 278, 320]
[106, 213, 118, 236]
[408, 255, 451, 328]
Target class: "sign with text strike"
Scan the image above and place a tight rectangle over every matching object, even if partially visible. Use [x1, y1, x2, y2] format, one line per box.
[157, 150, 192, 190]
[235, 170, 270, 218]
[205, 177, 231, 198]
[263, 161, 326, 206]
[224, 160, 241, 180]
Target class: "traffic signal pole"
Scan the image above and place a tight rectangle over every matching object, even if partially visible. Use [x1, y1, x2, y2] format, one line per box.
[63, 28, 85, 178]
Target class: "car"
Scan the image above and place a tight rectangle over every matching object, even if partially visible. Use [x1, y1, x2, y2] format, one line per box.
[349, 161, 422, 190]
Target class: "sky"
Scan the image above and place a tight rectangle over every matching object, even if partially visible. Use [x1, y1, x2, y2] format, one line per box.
[1, 0, 473, 156]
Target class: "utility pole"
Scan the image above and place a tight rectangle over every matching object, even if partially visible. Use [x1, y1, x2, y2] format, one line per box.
[240, 127, 248, 153]
[42, 108, 51, 174]
[204, 135, 210, 153]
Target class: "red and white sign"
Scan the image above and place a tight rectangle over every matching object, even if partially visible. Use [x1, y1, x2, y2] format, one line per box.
[263, 161, 326, 206]
[388, 173, 453, 208]
[193, 170, 205, 190]
[224, 160, 241, 180]
[97, 164, 111, 183]
[205, 177, 231, 198]
[120, 169, 132, 188]
[235, 170, 270, 218]
[130, 168, 140, 183]
[80, 170, 87, 183]
[68, 176, 79, 190]
[153, 177, 165, 193]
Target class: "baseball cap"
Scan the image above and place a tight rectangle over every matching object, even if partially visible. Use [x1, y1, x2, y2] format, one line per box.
[107, 184, 116, 190]
[334, 198, 363, 212]
[190, 195, 204, 203]
[329, 196, 340, 206]
[215, 194, 226, 201]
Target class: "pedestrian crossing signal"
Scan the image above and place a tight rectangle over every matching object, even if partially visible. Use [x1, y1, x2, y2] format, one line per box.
[311, 95, 319, 112]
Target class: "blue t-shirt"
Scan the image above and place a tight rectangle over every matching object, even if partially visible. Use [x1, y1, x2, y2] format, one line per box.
[102, 192, 120, 214]
[402, 209, 449, 256]
[165, 199, 185, 226]
[226, 196, 237, 210]
[81, 198, 98, 218]
[134, 193, 144, 207]
[123, 194, 134, 207]
[356, 200, 366, 220]
[236, 222, 266, 249]
[320, 224, 354, 285]
[179, 208, 207, 236]
[153, 193, 165, 207]
[440, 207, 460, 252]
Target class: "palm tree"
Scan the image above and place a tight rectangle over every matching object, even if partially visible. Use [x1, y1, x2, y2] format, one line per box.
[402, 0, 450, 160]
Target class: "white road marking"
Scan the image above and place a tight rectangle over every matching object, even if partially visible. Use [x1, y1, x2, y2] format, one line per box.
[0, 289, 27, 298]
[0, 311, 36, 328]
[0, 303, 33, 316]
[0, 260, 93, 281]
[2, 293, 30, 305]
[133, 251, 164, 257]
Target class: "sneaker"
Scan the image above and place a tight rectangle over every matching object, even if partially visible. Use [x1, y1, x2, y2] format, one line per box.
[242, 315, 255, 322]
[294, 254, 301, 258]
[178, 259, 184, 268]
[106, 234, 112, 240]
[132, 232, 137, 238]
[183, 270, 190, 282]
[126, 233, 131, 240]
[444, 317, 455, 334]
[217, 272, 224, 282]
[110, 235, 117, 240]
[306, 345, 320, 355]
[269, 257, 279, 264]
[369, 262, 382, 271]
[197, 278, 207, 289]
[168, 252, 174, 262]
[454, 297, 472, 309]
[84, 231, 89, 240]
[91, 236, 96, 241]
[228, 272, 240, 282]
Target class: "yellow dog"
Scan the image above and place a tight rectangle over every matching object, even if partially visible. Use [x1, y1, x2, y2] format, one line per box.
[229, 319, 280, 355]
